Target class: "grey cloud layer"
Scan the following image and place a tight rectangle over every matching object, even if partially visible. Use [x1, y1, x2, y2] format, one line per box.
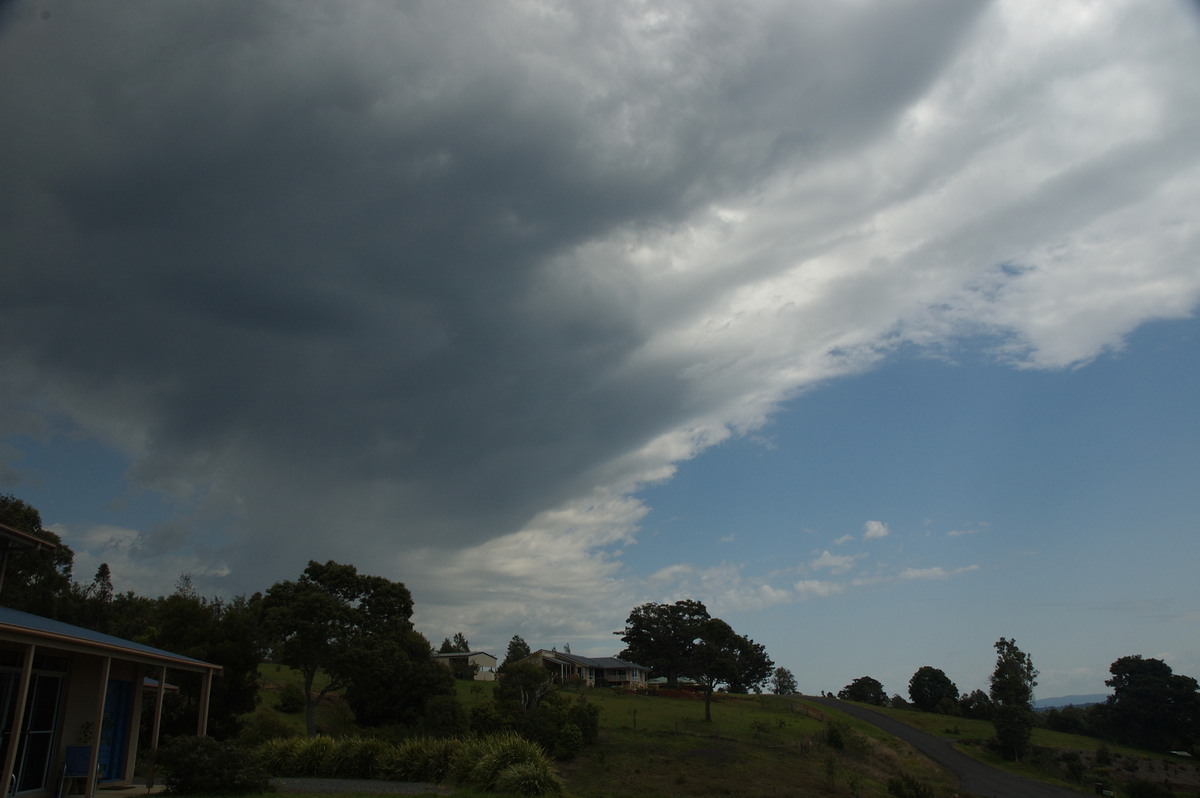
[2, 1, 1198, 593]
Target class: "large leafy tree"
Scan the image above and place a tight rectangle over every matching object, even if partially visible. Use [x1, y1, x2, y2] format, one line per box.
[989, 637, 1038, 760]
[616, 599, 711, 686]
[908, 666, 959, 713]
[771, 667, 799, 695]
[617, 600, 771, 720]
[262, 560, 440, 734]
[0, 493, 74, 616]
[1103, 655, 1200, 751]
[691, 618, 773, 720]
[839, 676, 888, 706]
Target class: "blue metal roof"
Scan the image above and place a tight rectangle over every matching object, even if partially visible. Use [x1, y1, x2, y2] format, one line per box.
[0, 605, 220, 672]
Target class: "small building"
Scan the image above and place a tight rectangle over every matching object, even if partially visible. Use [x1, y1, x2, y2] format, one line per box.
[431, 650, 498, 681]
[0, 607, 221, 797]
[518, 650, 649, 688]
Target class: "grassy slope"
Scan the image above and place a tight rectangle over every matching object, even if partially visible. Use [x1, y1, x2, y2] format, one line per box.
[847, 702, 1200, 795]
[254, 672, 1197, 797]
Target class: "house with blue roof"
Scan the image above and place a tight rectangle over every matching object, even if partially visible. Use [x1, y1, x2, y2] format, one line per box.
[0, 523, 221, 798]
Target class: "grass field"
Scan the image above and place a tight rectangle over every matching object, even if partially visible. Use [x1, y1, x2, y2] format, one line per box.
[244, 670, 1199, 797]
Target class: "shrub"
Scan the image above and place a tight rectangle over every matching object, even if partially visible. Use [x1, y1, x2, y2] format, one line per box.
[254, 736, 304, 775]
[825, 723, 845, 750]
[239, 709, 296, 747]
[159, 735, 269, 795]
[492, 761, 564, 796]
[552, 723, 582, 760]
[387, 736, 458, 783]
[466, 733, 551, 792]
[470, 702, 508, 735]
[424, 694, 469, 737]
[293, 735, 336, 776]
[887, 773, 934, 798]
[1124, 781, 1174, 798]
[565, 696, 600, 742]
[276, 683, 307, 714]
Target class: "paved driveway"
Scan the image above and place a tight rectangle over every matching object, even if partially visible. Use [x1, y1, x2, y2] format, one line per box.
[805, 697, 1085, 798]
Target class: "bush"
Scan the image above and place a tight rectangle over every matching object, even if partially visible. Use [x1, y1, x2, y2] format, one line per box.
[1123, 781, 1174, 798]
[424, 695, 468, 737]
[565, 696, 600, 743]
[238, 709, 296, 747]
[470, 702, 509, 735]
[466, 733, 551, 792]
[493, 761, 564, 796]
[276, 683, 307, 714]
[159, 735, 269, 795]
[887, 773, 934, 798]
[552, 723, 582, 760]
[254, 736, 304, 775]
[386, 736, 458, 783]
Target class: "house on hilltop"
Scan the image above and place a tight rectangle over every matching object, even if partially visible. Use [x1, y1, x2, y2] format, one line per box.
[517, 649, 648, 688]
[432, 650, 498, 681]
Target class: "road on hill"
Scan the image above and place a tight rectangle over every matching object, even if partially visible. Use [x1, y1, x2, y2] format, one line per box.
[805, 696, 1084, 798]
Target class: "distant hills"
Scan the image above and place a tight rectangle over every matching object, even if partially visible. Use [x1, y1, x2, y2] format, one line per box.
[1034, 693, 1107, 709]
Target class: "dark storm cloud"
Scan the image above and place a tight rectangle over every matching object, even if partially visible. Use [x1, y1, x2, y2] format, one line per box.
[4, 0, 1197, 602]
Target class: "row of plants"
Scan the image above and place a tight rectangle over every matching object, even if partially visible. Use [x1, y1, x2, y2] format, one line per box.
[157, 732, 564, 796]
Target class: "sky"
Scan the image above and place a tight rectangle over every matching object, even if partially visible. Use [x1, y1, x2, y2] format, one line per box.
[2, 0, 1199, 701]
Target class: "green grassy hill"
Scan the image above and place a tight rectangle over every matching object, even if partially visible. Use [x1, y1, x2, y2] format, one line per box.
[247, 671, 1200, 797]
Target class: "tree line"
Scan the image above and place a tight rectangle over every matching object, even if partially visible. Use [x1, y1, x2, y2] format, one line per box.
[834, 637, 1199, 759]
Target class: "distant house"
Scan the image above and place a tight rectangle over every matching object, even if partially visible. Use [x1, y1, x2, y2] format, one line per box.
[517, 650, 649, 688]
[432, 650, 498, 681]
[0, 525, 221, 798]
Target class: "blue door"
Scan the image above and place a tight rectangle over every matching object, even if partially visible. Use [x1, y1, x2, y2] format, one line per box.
[98, 680, 132, 781]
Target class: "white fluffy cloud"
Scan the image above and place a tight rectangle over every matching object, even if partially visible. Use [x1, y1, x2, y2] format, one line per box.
[863, 521, 891, 540]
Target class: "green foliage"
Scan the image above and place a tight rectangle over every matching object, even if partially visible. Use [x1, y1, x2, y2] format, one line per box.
[470, 701, 509, 735]
[424, 694, 469, 737]
[992, 705, 1036, 761]
[553, 723, 583, 760]
[825, 722, 845, 750]
[263, 561, 443, 735]
[1104, 655, 1200, 751]
[616, 599, 711, 686]
[255, 735, 303, 774]
[990, 637, 1038, 709]
[386, 737, 459, 782]
[503, 635, 532, 669]
[771, 666, 798, 695]
[1123, 780, 1175, 798]
[0, 494, 75, 618]
[886, 772, 935, 798]
[908, 666, 958, 713]
[565, 695, 600, 743]
[839, 675, 888, 705]
[277, 682, 307, 714]
[238, 708, 297, 747]
[493, 760, 565, 796]
[159, 735, 269, 794]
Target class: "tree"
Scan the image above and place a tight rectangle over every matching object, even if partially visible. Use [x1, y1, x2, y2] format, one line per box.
[771, 666, 798, 695]
[0, 493, 74, 616]
[262, 560, 421, 735]
[959, 689, 995, 720]
[340, 628, 455, 727]
[1103, 655, 1200, 751]
[502, 634, 532, 669]
[838, 676, 888, 706]
[908, 666, 959, 713]
[616, 599, 711, 686]
[690, 618, 773, 720]
[989, 637, 1038, 760]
